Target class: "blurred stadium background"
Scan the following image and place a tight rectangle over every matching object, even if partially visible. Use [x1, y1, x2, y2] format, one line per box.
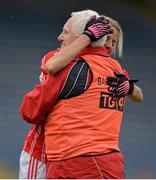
[0, 0, 156, 178]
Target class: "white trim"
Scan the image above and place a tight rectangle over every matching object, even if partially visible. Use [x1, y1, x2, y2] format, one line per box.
[92, 156, 104, 179]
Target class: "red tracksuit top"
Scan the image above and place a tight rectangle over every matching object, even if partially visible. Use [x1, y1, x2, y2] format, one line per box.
[21, 47, 105, 162]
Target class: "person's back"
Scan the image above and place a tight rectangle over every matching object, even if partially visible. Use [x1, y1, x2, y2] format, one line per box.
[45, 49, 126, 161]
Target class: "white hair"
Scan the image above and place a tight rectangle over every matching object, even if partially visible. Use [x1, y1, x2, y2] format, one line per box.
[71, 10, 107, 47]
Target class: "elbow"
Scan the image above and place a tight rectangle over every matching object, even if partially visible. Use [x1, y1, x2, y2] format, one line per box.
[21, 114, 43, 125]
[20, 107, 44, 125]
[138, 92, 143, 103]
[128, 96, 143, 103]
[128, 89, 143, 103]
[45, 62, 56, 75]
[135, 96, 143, 103]
[137, 88, 144, 103]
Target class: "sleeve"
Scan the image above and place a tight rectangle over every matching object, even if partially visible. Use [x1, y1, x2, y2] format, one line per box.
[20, 72, 67, 124]
[59, 58, 93, 99]
[20, 57, 92, 124]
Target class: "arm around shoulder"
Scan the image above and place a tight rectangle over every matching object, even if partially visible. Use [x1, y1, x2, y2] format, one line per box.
[45, 34, 91, 74]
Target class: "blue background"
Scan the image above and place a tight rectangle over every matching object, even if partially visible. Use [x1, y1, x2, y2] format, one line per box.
[0, 0, 156, 178]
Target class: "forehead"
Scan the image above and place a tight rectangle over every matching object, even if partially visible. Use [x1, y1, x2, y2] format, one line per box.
[63, 17, 75, 30]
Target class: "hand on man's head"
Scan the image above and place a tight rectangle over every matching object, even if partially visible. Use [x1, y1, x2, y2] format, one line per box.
[83, 16, 113, 42]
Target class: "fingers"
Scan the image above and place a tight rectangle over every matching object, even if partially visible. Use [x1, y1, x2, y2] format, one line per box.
[108, 86, 116, 92]
[88, 16, 110, 27]
[107, 71, 136, 98]
[85, 15, 97, 28]
[114, 71, 125, 78]
[107, 28, 114, 34]
[96, 17, 113, 34]
[96, 16, 109, 24]
[88, 15, 96, 22]
[107, 77, 119, 86]
[84, 15, 113, 41]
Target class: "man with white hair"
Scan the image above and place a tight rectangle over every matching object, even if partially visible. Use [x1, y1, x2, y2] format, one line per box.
[19, 9, 113, 179]
[20, 10, 143, 179]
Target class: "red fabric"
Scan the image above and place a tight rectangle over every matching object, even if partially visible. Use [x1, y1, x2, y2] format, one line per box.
[21, 47, 108, 161]
[46, 151, 125, 179]
[20, 73, 65, 124]
[20, 50, 75, 124]
[23, 124, 47, 163]
[45, 54, 126, 161]
[20, 47, 108, 124]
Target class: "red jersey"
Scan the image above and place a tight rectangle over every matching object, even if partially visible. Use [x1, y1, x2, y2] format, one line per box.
[22, 50, 59, 162]
[45, 51, 127, 161]
[21, 47, 97, 161]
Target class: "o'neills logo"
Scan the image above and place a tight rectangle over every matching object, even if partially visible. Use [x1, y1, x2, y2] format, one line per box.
[99, 92, 125, 112]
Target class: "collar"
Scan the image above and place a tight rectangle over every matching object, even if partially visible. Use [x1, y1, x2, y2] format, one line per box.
[78, 46, 109, 57]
